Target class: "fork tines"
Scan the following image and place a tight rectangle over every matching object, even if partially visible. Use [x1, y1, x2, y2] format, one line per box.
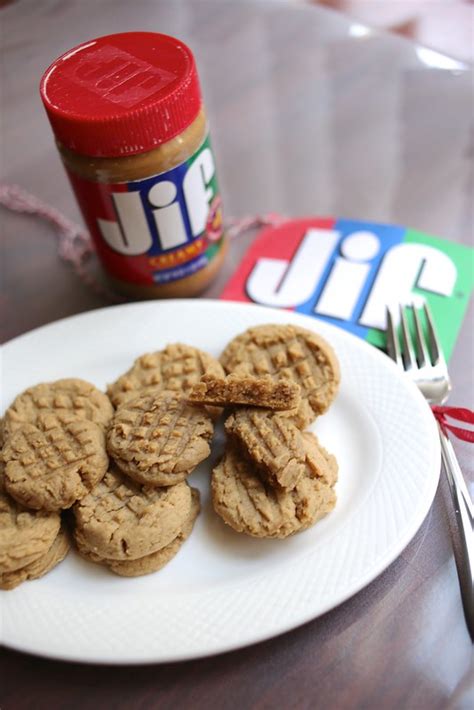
[386, 302, 446, 370]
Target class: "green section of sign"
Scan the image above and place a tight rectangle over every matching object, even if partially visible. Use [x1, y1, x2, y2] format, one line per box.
[365, 326, 387, 352]
[365, 230, 474, 360]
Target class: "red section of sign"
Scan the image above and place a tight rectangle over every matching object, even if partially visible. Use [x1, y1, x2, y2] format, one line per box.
[220, 217, 335, 303]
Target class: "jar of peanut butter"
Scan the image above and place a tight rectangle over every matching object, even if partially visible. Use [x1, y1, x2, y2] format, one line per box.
[40, 32, 227, 298]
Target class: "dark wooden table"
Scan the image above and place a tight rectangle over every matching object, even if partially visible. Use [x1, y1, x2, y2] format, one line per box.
[1, 1, 473, 708]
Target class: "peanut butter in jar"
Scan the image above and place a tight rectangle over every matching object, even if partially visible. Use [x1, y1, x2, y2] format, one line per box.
[40, 32, 227, 298]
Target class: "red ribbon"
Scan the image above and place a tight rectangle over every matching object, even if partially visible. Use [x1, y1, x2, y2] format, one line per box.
[431, 406, 474, 443]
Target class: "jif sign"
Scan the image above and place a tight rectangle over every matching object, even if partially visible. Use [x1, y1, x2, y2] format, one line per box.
[220, 218, 473, 360]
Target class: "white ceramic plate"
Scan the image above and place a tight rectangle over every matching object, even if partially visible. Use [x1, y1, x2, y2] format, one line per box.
[1, 300, 440, 664]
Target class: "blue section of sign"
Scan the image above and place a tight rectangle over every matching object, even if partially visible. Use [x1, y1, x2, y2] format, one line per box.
[295, 220, 406, 337]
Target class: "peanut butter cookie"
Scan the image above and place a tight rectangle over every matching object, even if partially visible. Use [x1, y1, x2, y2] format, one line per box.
[4, 378, 113, 436]
[220, 324, 340, 427]
[107, 390, 214, 486]
[0, 525, 69, 590]
[73, 469, 192, 560]
[107, 343, 225, 408]
[303, 432, 339, 487]
[0, 418, 5, 486]
[3, 413, 109, 511]
[188, 373, 301, 410]
[0, 488, 60, 573]
[211, 445, 336, 539]
[225, 409, 306, 491]
[75, 488, 200, 577]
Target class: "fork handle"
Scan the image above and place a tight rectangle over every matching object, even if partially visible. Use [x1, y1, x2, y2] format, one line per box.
[438, 424, 474, 640]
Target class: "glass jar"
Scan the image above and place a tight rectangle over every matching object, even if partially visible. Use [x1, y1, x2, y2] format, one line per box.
[40, 32, 227, 298]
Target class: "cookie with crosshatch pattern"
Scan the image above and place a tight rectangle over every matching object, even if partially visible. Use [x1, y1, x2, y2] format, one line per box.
[73, 468, 192, 560]
[211, 443, 336, 539]
[3, 413, 108, 511]
[3, 378, 113, 436]
[219, 324, 340, 428]
[0, 485, 60, 574]
[74, 488, 200, 577]
[224, 409, 307, 491]
[107, 390, 214, 486]
[107, 343, 225, 409]
[0, 524, 69, 590]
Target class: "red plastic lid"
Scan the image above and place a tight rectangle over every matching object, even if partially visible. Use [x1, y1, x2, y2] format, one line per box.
[40, 32, 202, 157]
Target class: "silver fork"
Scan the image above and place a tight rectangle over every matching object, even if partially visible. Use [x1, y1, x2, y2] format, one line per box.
[386, 302, 473, 639]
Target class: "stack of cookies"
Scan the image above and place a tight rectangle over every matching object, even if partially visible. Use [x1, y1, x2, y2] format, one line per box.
[73, 343, 226, 577]
[0, 379, 113, 589]
[73, 470, 200, 577]
[0, 344, 225, 586]
[188, 324, 340, 539]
